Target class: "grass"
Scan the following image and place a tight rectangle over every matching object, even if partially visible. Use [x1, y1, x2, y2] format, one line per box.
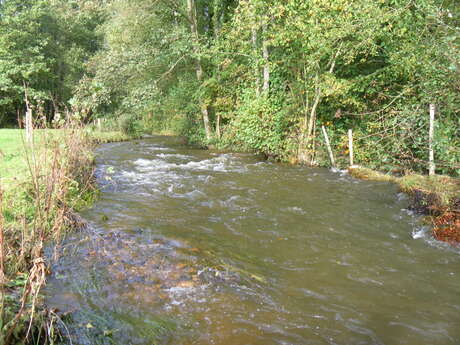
[348, 166, 459, 209]
[398, 174, 460, 207]
[0, 129, 42, 186]
[84, 129, 131, 144]
[0, 129, 129, 187]
[349, 166, 460, 244]
[0, 126, 130, 344]
[346, 167, 396, 183]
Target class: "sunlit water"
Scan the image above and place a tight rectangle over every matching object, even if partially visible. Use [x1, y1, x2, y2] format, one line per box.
[45, 136, 460, 345]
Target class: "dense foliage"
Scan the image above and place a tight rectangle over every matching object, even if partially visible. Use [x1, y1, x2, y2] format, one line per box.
[0, 0, 106, 125]
[1, 0, 458, 175]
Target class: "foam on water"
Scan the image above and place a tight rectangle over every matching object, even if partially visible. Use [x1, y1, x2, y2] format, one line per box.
[412, 226, 428, 239]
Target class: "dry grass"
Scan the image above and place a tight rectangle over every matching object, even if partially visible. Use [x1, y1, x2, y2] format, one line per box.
[348, 166, 397, 183]
[399, 174, 460, 208]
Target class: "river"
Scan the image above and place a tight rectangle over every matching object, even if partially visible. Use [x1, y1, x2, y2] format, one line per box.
[45, 136, 460, 345]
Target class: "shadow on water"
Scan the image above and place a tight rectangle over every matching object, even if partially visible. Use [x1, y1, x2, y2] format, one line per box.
[45, 136, 460, 345]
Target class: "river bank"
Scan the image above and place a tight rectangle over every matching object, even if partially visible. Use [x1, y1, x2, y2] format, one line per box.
[348, 166, 460, 244]
[0, 128, 130, 344]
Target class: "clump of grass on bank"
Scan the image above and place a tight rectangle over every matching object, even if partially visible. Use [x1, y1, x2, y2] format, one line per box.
[0, 126, 129, 344]
[347, 167, 397, 183]
[85, 129, 131, 144]
[349, 166, 460, 243]
[349, 166, 459, 211]
[398, 174, 460, 243]
[398, 174, 459, 209]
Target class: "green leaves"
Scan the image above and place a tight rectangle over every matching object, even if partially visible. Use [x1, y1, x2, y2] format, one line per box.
[0, 0, 107, 125]
[1, 0, 455, 174]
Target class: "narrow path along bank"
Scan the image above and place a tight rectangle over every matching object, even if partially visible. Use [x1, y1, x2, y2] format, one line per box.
[46, 136, 460, 345]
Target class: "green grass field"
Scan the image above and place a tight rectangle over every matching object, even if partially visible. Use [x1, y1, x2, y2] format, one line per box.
[0, 129, 31, 185]
[0, 128, 129, 188]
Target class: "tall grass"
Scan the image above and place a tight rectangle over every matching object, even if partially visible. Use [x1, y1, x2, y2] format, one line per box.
[0, 122, 116, 344]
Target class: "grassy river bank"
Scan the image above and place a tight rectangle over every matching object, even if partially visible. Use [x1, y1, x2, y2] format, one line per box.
[0, 128, 129, 345]
[349, 167, 460, 243]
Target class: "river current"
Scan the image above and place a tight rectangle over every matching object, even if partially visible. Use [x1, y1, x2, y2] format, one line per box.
[45, 136, 460, 345]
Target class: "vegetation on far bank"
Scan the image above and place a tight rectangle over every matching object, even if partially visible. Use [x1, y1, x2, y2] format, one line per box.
[0, 0, 458, 178]
[0, 127, 128, 344]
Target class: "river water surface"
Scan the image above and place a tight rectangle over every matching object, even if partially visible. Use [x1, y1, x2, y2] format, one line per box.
[46, 137, 460, 345]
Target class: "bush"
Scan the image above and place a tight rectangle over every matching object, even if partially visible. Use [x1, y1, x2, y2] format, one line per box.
[223, 93, 289, 158]
[120, 114, 143, 137]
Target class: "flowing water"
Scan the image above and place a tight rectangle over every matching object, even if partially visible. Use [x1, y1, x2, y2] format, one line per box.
[45, 136, 460, 345]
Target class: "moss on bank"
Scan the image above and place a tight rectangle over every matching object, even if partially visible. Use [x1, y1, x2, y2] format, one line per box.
[349, 166, 460, 243]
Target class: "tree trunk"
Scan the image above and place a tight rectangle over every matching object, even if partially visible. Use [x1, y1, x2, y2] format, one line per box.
[297, 78, 321, 164]
[298, 83, 321, 164]
[310, 119, 317, 165]
[216, 113, 221, 139]
[348, 128, 354, 167]
[212, 1, 221, 39]
[306, 84, 321, 140]
[187, 0, 212, 141]
[297, 106, 308, 162]
[297, 47, 341, 164]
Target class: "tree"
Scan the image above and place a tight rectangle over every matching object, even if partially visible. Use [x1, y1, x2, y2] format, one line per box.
[0, 0, 106, 126]
[187, 0, 212, 140]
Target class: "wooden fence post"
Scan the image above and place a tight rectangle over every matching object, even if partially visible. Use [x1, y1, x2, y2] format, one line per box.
[429, 104, 436, 176]
[321, 125, 336, 168]
[24, 85, 33, 145]
[25, 107, 33, 144]
[348, 129, 354, 167]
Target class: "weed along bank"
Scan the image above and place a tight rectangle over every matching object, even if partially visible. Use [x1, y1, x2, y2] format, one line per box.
[0, 128, 129, 343]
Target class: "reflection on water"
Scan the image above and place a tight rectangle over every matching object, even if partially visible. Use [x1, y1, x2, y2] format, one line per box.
[46, 137, 460, 345]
